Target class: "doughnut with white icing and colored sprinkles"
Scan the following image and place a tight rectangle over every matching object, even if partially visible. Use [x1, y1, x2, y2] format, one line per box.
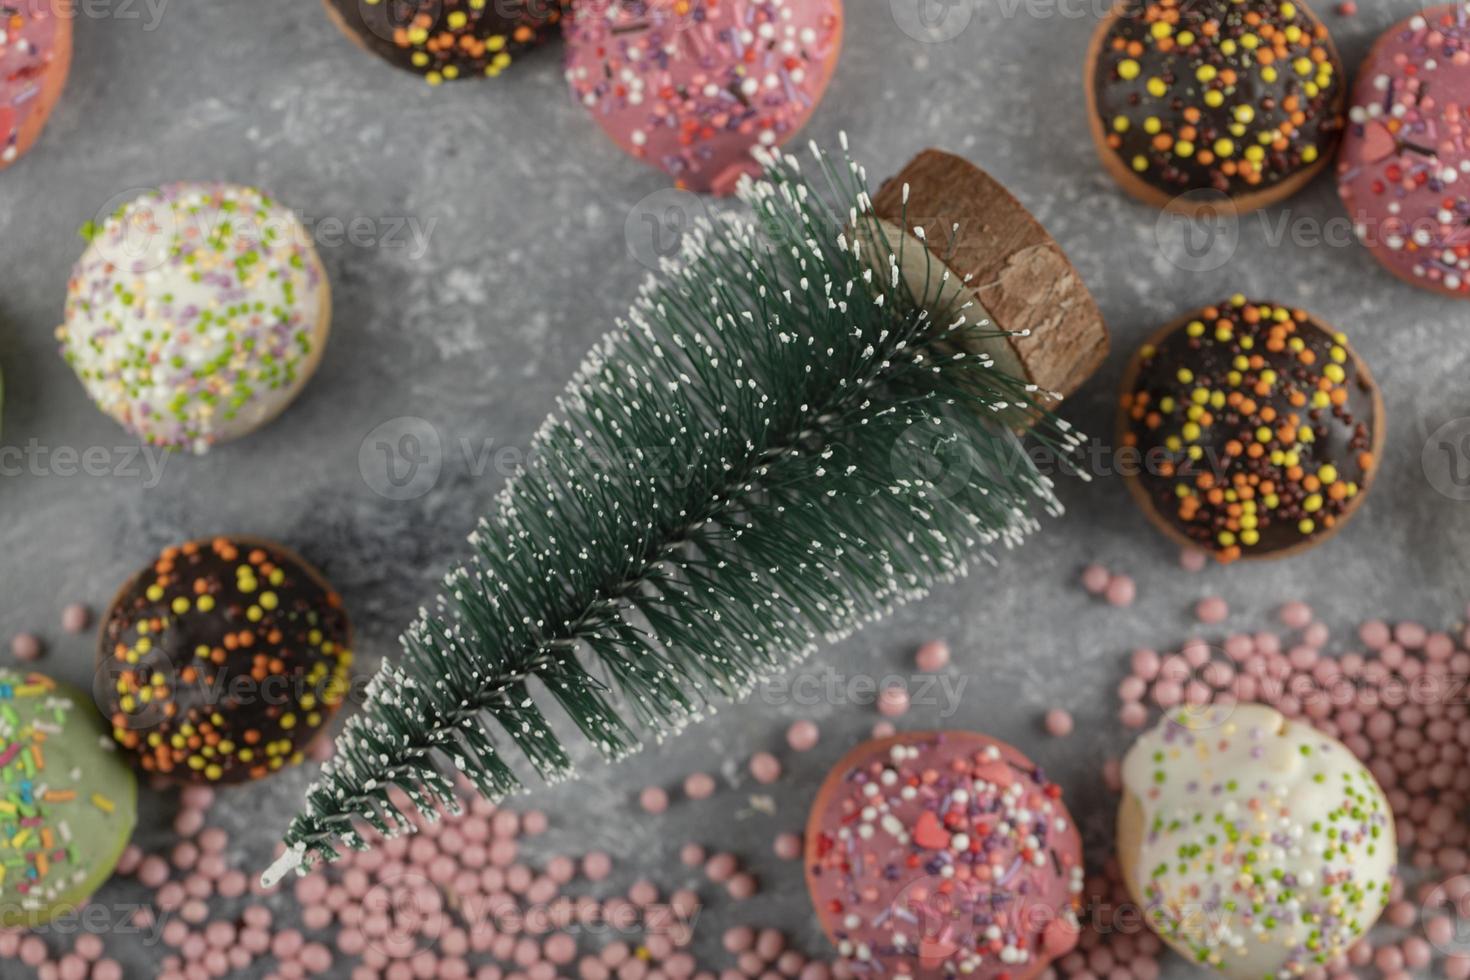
[1118, 296, 1382, 563]
[1337, 4, 1470, 298]
[1, 0, 73, 170]
[1085, 0, 1345, 213]
[1118, 703, 1395, 980]
[322, 0, 562, 83]
[97, 537, 353, 785]
[57, 182, 332, 454]
[563, 0, 844, 195]
[0, 669, 138, 928]
[804, 732, 1084, 979]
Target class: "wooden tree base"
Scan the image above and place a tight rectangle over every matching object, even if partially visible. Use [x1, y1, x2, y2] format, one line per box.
[871, 149, 1109, 406]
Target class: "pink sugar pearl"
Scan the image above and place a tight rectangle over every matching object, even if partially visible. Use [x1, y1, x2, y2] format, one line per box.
[749, 752, 782, 784]
[877, 685, 909, 718]
[1279, 601, 1312, 629]
[914, 640, 950, 672]
[679, 843, 706, 867]
[1105, 575, 1136, 607]
[723, 927, 755, 954]
[683, 772, 716, 799]
[1195, 596, 1228, 625]
[1178, 547, 1208, 572]
[773, 833, 801, 860]
[1081, 564, 1110, 594]
[727, 872, 758, 900]
[704, 853, 738, 883]
[1044, 709, 1074, 738]
[639, 787, 669, 814]
[9, 633, 42, 662]
[785, 720, 819, 752]
[173, 808, 204, 837]
[871, 720, 896, 738]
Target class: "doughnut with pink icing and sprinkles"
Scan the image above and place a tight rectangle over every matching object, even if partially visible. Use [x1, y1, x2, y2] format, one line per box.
[563, 0, 844, 195]
[1338, 4, 1470, 297]
[57, 182, 332, 454]
[804, 731, 1084, 980]
[1, 0, 72, 170]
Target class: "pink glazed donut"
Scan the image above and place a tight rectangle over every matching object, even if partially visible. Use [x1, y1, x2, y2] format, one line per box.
[1337, 4, 1470, 298]
[804, 732, 1084, 979]
[564, 0, 844, 195]
[2, 0, 73, 170]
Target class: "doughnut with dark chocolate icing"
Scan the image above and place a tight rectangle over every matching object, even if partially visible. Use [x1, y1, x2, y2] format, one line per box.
[1118, 297, 1382, 563]
[1085, 0, 1345, 212]
[322, 0, 562, 83]
[97, 537, 354, 784]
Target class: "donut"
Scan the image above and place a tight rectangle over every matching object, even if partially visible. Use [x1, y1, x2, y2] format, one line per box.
[322, 0, 562, 83]
[1337, 4, 1470, 298]
[564, 0, 844, 195]
[1118, 704, 1395, 980]
[1085, 0, 1345, 213]
[804, 732, 1083, 979]
[96, 537, 353, 784]
[1118, 296, 1382, 563]
[57, 182, 332, 454]
[0, 670, 137, 928]
[1, 0, 72, 171]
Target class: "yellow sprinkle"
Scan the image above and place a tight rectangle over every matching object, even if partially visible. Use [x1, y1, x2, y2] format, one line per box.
[1119, 59, 1141, 80]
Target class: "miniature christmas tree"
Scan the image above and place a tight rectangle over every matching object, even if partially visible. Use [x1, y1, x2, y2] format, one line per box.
[266, 141, 1107, 882]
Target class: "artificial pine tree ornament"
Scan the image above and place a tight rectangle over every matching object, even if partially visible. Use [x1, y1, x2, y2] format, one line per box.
[265, 142, 1109, 883]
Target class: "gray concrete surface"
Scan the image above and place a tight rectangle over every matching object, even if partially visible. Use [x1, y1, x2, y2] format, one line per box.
[0, 0, 1466, 975]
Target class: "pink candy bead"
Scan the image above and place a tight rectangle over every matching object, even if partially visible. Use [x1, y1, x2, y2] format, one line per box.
[1080, 564, 1110, 594]
[683, 772, 716, 800]
[876, 685, 909, 718]
[785, 720, 819, 752]
[1194, 596, 1228, 624]
[914, 640, 950, 672]
[1044, 709, 1074, 738]
[1105, 575, 1136, 607]
[748, 752, 782, 784]
[639, 787, 669, 815]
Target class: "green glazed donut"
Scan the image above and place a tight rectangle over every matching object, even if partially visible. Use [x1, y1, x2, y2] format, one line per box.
[0, 669, 137, 927]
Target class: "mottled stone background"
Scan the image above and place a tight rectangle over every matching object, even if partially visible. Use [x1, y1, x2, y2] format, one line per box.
[0, 0, 1465, 975]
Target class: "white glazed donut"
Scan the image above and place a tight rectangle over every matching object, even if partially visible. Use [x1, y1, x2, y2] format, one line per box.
[1118, 703, 1395, 980]
[58, 182, 331, 454]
